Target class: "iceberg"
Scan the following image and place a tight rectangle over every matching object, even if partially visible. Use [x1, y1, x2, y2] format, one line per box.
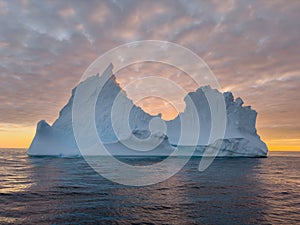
[28, 64, 268, 157]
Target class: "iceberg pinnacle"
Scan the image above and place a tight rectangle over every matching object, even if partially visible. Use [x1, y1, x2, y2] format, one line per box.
[28, 64, 268, 157]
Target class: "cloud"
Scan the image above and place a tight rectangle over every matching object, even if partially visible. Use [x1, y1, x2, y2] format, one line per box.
[0, 0, 299, 142]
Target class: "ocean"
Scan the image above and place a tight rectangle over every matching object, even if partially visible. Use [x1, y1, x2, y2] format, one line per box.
[0, 149, 299, 224]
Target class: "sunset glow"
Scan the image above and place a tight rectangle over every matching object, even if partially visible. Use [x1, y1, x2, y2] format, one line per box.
[0, 1, 299, 151]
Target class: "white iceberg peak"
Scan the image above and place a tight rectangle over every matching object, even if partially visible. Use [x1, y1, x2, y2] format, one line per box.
[28, 64, 268, 157]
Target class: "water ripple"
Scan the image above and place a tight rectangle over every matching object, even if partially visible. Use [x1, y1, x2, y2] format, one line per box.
[0, 149, 299, 224]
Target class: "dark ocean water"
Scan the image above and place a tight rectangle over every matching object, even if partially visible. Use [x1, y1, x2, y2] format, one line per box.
[0, 149, 299, 225]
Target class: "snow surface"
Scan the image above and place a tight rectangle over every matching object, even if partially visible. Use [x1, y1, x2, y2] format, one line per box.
[28, 64, 268, 157]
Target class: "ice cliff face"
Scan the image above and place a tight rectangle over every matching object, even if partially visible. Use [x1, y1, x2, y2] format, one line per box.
[28, 64, 268, 157]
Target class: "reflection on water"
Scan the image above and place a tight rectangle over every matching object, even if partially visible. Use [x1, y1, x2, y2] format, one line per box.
[0, 149, 33, 194]
[0, 149, 299, 224]
[255, 153, 300, 223]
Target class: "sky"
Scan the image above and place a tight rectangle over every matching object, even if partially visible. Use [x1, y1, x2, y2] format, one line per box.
[0, 0, 299, 150]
